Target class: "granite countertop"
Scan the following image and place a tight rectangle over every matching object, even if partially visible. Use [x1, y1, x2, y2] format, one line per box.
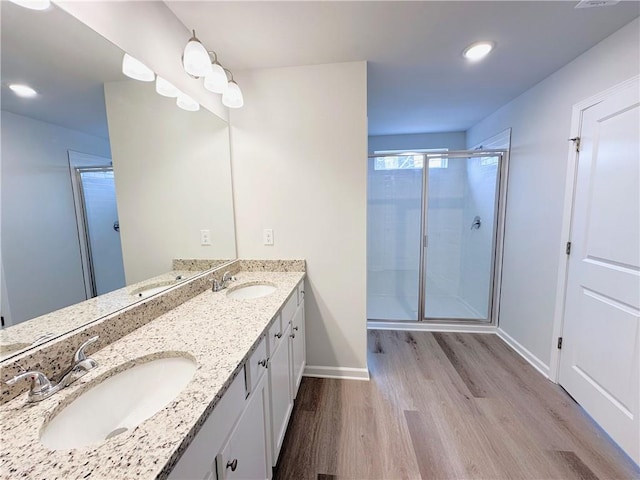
[0, 270, 304, 480]
[0, 270, 201, 359]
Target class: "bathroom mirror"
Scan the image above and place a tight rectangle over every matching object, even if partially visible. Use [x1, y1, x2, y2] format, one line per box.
[0, 2, 236, 360]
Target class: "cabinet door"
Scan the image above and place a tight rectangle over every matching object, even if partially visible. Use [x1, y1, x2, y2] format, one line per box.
[268, 322, 292, 466]
[290, 302, 305, 400]
[216, 375, 270, 480]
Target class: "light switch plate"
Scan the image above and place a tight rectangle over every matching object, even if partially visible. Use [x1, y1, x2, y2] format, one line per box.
[200, 229, 211, 246]
[263, 228, 274, 246]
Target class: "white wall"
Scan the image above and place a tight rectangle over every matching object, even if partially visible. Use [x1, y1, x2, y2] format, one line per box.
[56, 1, 227, 121]
[467, 18, 640, 372]
[104, 80, 235, 284]
[369, 131, 466, 153]
[230, 61, 369, 376]
[1, 111, 111, 325]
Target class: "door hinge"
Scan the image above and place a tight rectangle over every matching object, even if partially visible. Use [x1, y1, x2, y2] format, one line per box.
[566, 241, 572, 255]
[569, 137, 581, 153]
[557, 337, 563, 349]
[0, 316, 4, 327]
[423, 234, 428, 248]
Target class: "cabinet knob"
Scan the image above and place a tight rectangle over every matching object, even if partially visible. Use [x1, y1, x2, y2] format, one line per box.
[258, 358, 268, 368]
[226, 459, 238, 472]
[290, 333, 296, 339]
[274, 332, 282, 339]
[293, 326, 299, 331]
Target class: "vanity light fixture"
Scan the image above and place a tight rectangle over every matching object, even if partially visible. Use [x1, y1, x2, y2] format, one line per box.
[203, 51, 229, 94]
[222, 69, 244, 109]
[176, 91, 200, 112]
[122, 53, 155, 82]
[9, 83, 38, 98]
[155, 76, 179, 98]
[463, 41, 495, 61]
[182, 30, 212, 78]
[7, 0, 50, 10]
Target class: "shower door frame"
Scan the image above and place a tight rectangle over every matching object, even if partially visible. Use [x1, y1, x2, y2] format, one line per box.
[417, 149, 509, 325]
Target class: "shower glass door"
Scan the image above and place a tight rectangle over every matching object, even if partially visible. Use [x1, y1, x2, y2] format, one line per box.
[420, 151, 504, 322]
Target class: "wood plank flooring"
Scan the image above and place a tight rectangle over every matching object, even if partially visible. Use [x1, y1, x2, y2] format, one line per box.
[274, 331, 640, 480]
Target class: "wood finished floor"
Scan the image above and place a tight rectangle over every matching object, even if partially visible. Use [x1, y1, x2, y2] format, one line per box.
[274, 331, 640, 480]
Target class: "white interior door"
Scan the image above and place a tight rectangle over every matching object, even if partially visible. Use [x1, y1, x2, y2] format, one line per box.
[559, 78, 640, 464]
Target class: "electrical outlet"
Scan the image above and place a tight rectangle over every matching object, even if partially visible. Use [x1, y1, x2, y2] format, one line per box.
[263, 228, 274, 246]
[200, 229, 211, 246]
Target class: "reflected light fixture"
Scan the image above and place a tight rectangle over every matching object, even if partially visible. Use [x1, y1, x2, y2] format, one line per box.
[463, 41, 495, 61]
[222, 69, 244, 109]
[203, 51, 229, 94]
[156, 76, 179, 98]
[177, 91, 200, 112]
[182, 30, 212, 78]
[8, 0, 50, 10]
[9, 83, 38, 98]
[122, 53, 155, 82]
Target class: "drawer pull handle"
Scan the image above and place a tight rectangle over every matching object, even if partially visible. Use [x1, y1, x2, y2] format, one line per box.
[258, 359, 268, 368]
[290, 333, 296, 339]
[227, 459, 238, 471]
[293, 326, 299, 331]
[274, 332, 282, 339]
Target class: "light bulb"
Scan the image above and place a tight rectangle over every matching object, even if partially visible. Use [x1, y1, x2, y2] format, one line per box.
[204, 63, 229, 94]
[156, 76, 179, 98]
[122, 53, 155, 82]
[222, 81, 244, 109]
[177, 92, 200, 112]
[9, 84, 38, 98]
[182, 32, 212, 78]
[463, 42, 494, 61]
[7, 0, 50, 10]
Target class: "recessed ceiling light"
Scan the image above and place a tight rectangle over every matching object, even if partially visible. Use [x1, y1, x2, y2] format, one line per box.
[463, 41, 495, 62]
[9, 84, 38, 98]
[7, 0, 51, 10]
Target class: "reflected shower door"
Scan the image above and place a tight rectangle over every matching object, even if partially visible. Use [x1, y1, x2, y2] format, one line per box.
[422, 152, 502, 321]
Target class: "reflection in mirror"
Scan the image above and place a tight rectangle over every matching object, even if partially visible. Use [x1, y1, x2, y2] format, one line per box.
[0, 2, 236, 360]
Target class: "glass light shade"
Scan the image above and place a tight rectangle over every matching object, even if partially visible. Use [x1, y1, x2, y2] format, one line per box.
[183, 38, 212, 78]
[222, 81, 244, 109]
[463, 42, 494, 61]
[8, 0, 50, 10]
[203, 63, 229, 94]
[156, 76, 179, 98]
[122, 54, 155, 82]
[176, 92, 200, 112]
[9, 84, 38, 98]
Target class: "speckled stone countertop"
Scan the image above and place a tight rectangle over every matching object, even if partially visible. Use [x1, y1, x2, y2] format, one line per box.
[0, 270, 304, 480]
[0, 269, 203, 360]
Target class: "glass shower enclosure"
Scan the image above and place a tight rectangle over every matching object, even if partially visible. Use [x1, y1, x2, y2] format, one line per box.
[367, 150, 507, 323]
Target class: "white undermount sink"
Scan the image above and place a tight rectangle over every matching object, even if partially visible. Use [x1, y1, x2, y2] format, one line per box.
[227, 283, 277, 299]
[40, 356, 196, 450]
[131, 283, 171, 298]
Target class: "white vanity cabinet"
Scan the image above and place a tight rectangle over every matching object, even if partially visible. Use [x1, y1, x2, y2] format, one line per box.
[168, 278, 306, 480]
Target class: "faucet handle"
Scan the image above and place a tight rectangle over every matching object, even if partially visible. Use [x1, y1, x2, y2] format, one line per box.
[74, 336, 99, 363]
[222, 271, 234, 283]
[6, 370, 53, 395]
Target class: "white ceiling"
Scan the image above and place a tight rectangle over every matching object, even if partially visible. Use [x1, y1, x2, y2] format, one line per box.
[166, 1, 639, 135]
[1, 2, 124, 138]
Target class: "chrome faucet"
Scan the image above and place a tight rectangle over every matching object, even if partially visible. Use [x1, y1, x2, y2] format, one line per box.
[212, 271, 235, 292]
[5, 336, 99, 402]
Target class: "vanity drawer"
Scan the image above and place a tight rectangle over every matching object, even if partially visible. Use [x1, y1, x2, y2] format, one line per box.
[267, 314, 282, 355]
[281, 291, 297, 326]
[247, 335, 268, 395]
[168, 370, 246, 480]
[297, 280, 305, 305]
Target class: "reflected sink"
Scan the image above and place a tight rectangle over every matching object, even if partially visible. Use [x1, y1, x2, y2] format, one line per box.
[40, 355, 196, 450]
[227, 283, 277, 299]
[131, 282, 172, 298]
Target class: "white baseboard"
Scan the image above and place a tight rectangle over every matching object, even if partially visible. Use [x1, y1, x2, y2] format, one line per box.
[497, 328, 550, 378]
[368, 321, 497, 334]
[303, 365, 370, 381]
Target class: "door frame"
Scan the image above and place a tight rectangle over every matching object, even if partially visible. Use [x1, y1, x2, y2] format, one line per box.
[549, 75, 640, 383]
[417, 149, 509, 325]
[67, 150, 113, 299]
